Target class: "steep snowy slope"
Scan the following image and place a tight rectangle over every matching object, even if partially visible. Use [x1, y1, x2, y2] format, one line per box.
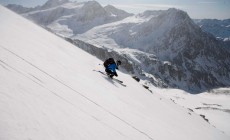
[0, 5, 229, 140]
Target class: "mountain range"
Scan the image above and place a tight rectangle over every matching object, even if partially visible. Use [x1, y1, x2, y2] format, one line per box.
[6, 0, 230, 93]
[7, 0, 132, 37]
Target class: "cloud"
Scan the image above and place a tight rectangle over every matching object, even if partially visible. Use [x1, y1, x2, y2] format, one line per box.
[198, 1, 218, 4]
[112, 3, 180, 10]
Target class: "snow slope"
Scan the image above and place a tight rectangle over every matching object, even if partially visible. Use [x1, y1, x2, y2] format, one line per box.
[0, 5, 229, 140]
[153, 87, 230, 136]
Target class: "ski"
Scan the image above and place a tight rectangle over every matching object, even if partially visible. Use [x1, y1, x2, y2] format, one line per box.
[112, 78, 123, 84]
[93, 70, 126, 87]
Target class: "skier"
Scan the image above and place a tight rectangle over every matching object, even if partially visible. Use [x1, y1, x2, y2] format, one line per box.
[103, 58, 121, 78]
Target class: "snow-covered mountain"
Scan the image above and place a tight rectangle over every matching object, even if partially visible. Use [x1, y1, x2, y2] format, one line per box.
[76, 8, 230, 93]
[194, 19, 230, 41]
[6, 0, 132, 37]
[1, 5, 230, 140]
[104, 5, 132, 18]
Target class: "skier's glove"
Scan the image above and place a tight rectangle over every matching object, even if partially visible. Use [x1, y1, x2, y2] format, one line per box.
[115, 73, 118, 77]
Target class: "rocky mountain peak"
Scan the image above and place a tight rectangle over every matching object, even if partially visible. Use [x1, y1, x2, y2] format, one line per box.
[157, 8, 193, 27]
[41, 0, 70, 9]
[104, 5, 133, 17]
[83, 1, 102, 8]
[79, 1, 107, 21]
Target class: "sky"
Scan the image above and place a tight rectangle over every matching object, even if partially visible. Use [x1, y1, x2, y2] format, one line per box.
[0, 0, 229, 19]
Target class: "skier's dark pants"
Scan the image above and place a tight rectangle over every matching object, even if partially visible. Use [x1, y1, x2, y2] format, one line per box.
[105, 68, 116, 78]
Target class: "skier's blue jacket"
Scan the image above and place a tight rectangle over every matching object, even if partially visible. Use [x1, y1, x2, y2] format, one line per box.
[107, 63, 117, 73]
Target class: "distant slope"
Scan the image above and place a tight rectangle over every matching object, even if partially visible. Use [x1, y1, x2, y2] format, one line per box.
[0, 5, 229, 140]
[194, 19, 230, 41]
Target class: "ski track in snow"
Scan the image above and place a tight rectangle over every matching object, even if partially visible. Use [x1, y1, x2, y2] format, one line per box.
[0, 45, 155, 140]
